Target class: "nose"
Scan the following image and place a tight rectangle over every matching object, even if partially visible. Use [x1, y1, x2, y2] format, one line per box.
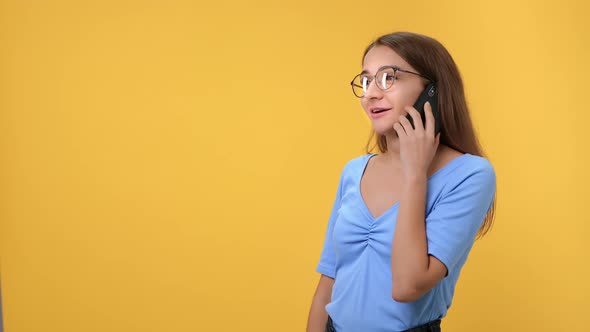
[363, 79, 383, 99]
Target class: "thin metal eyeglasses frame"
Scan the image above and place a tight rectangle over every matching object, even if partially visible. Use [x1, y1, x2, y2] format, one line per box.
[350, 65, 434, 98]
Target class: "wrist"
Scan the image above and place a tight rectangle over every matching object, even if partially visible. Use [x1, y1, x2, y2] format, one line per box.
[403, 171, 427, 184]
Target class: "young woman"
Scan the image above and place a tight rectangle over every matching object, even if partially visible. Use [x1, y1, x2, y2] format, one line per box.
[306, 32, 497, 332]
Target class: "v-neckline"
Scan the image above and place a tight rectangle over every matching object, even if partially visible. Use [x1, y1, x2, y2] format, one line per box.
[358, 154, 396, 220]
[357, 153, 468, 220]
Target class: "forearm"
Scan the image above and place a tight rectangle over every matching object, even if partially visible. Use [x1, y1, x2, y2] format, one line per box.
[391, 174, 430, 297]
[306, 276, 333, 332]
[306, 297, 329, 332]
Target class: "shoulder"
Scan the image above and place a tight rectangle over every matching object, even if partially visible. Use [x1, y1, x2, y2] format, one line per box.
[438, 145, 493, 174]
[339, 153, 375, 174]
[331, 154, 375, 185]
[460, 154, 495, 177]
[445, 154, 496, 192]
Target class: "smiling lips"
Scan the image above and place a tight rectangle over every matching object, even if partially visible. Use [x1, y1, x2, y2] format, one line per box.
[369, 107, 392, 119]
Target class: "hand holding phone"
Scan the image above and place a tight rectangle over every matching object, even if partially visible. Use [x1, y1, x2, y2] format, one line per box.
[405, 82, 441, 135]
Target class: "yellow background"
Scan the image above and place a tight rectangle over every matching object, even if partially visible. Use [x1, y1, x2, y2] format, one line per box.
[1, 0, 588, 331]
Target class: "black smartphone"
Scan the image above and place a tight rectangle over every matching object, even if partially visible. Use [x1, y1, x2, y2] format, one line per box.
[406, 82, 441, 135]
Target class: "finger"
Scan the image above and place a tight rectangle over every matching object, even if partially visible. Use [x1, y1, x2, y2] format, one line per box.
[393, 122, 406, 137]
[398, 114, 414, 136]
[405, 106, 424, 133]
[424, 101, 435, 137]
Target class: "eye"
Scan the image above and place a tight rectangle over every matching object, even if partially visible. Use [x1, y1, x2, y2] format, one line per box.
[361, 76, 371, 91]
[379, 71, 396, 89]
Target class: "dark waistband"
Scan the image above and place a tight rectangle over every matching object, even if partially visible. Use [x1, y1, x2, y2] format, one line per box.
[402, 319, 441, 332]
[326, 316, 441, 332]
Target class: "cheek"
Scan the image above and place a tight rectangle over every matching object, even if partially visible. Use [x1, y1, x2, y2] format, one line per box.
[382, 93, 402, 111]
[360, 100, 370, 112]
[387, 89, 418, 109]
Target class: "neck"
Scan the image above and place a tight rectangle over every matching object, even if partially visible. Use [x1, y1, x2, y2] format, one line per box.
[381, 133, 401, 162]
[379, 133, 446, 171]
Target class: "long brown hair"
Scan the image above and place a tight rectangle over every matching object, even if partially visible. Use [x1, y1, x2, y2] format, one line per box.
[362, 32, 496, 238]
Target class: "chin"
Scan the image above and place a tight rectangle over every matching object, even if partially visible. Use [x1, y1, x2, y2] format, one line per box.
[371, 121, 396, 136]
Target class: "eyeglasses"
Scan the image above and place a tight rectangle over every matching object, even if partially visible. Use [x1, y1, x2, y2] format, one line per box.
[350, 66, 433, 98]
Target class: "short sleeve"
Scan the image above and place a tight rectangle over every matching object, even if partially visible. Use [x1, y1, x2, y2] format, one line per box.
[315, 166, 346, 279]
[426, 160, 496, 276]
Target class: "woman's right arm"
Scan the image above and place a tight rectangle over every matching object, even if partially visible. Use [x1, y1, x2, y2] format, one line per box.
[306, 274, 335, 332]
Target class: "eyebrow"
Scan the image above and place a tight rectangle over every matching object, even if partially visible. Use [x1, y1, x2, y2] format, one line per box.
[360, 65, 399, 75]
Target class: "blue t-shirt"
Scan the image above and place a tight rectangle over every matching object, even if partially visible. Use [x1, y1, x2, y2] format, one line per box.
[316, 153, 496, 332]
